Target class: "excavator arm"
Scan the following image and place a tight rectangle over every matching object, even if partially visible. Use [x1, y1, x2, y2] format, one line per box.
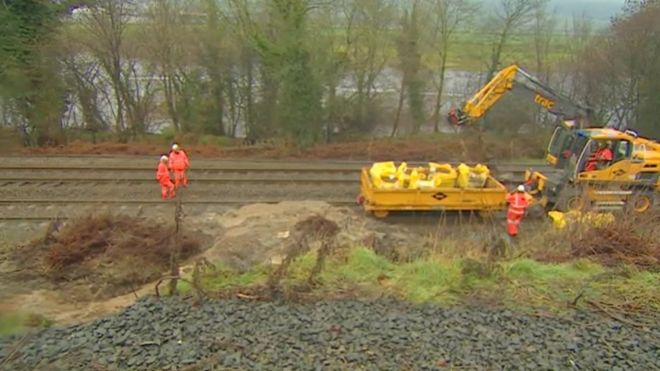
[448, 64, 591, 128]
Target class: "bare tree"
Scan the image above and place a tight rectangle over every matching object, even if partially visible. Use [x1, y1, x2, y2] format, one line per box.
[391, 1, 424, 137]
[532, 3, 557, 81]
[341, 0, 396, 133]
[561, 14, 595, 101]
[421, 0, 476, 132]
[531, 3, 557, 126]
[484, 0, 548, 80]
[75, 0, 158, 139]
[78, 0, 133, 136]
[145, 0, 194, 133]
[308, 3, 349, 142]
[61, 54, 108, 142]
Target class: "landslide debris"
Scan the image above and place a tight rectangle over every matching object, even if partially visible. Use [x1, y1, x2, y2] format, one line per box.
[196, 201, 423, 271]
[6, 213, 202, 300]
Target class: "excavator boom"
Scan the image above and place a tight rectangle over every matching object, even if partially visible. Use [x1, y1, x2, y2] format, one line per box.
[448, 64, 590, 127]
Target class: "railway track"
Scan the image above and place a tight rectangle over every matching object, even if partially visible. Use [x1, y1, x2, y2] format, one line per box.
[0, 177, 354, 185]
[0, 159, 552, 222]
[0, 164, 550, 181]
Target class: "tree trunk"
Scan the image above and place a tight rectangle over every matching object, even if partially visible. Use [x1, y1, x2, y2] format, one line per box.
[391, 78, 406, 137]
[163, 73, 180, 132]
[433, 51, 449, 133]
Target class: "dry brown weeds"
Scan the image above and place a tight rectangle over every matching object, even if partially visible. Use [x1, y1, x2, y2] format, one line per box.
[22, 134, 545, 161]
[537, 211, 660, 269]
[571, 224, 659, 269]
[13, 213, 202, 299]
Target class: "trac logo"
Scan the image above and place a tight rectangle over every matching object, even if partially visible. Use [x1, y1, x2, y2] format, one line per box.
[534, 94, 555, 109]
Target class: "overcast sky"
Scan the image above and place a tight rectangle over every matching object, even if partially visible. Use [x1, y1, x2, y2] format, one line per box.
[549, 0, 626, 21]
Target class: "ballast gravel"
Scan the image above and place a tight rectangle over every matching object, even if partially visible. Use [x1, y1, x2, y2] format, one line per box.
[0, 297, 658, 370]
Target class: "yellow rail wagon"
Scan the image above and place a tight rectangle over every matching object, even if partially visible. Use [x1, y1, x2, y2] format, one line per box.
[358, 162, 508, 218]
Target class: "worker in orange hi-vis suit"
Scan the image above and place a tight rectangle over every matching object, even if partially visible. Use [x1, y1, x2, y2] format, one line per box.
[156, 155, 175, 199]
[168, 143, 190, 189]
[505, 185, 530, 237]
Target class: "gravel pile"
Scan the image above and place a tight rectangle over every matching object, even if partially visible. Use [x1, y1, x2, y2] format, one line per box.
[1, 297, 658, 370]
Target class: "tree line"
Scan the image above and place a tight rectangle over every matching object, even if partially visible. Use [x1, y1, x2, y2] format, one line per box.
[0, 0, 658, 147]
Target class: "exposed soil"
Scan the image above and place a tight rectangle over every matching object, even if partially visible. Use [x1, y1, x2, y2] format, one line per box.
[197, 201, 426, 271]
[0, 202, 427, 328]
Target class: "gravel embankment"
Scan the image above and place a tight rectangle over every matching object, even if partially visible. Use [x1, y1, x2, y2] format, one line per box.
[1, 297, 658, 370]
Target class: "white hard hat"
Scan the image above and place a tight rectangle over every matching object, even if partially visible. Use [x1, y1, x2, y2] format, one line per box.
[160, 155, 168, 161]
[517, 185, 526, 192]
[172, 144, 179, 151]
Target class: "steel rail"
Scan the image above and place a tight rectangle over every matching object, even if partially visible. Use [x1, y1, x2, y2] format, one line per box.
[0, 164, 551, 172]
[0, 166, 359, 173]
[0, 199, 357, 205]
[0, 177, 525, 185]
[0, 177, 357, 184]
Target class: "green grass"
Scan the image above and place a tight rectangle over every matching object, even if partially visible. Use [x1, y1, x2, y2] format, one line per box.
[0, 313, 25, 336]
[0, 312, 55, 336]
[178, 262, 270, 294]
[395, 259, 463, 303]
[504, 259, 607, 307]
[189, 247, 660, 313]
[506, 258, 605, 282]
[323, 247, 395, 283]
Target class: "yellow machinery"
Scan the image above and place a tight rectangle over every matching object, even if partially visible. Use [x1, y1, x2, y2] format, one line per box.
[527, 128, 659, 213]
[448, 64, 591, 128]
[359, 163, 508, 218]
[448, 64, 659, 213]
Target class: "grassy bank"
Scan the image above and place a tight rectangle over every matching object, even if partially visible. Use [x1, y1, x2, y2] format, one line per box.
[182, 246, 659, 313]
[0, 313, 54, 337]
[181, 212, 659, 313]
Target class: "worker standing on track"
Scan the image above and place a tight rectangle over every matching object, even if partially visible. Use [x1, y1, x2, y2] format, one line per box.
[156, 155, 175, 200]
[168, 143, 190, 189]
[505, 185, 530, 238]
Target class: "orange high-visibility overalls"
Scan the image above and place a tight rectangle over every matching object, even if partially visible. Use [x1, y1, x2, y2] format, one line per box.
[156, 162, 175, 199]
[168, 150, 190, 189]
[585, 147, 613, 171]
[506, 192, 529, 237]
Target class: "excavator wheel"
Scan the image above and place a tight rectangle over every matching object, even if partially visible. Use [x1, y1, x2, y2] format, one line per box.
[628, 192, 654, 214]
[556, 188, 590, 212]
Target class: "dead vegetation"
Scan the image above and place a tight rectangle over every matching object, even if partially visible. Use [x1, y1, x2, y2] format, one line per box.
[536, 211, 660, 270]
[10, 213, 202, 299]
[571, 224, 659, 268]
[21, 133, 546, 161]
